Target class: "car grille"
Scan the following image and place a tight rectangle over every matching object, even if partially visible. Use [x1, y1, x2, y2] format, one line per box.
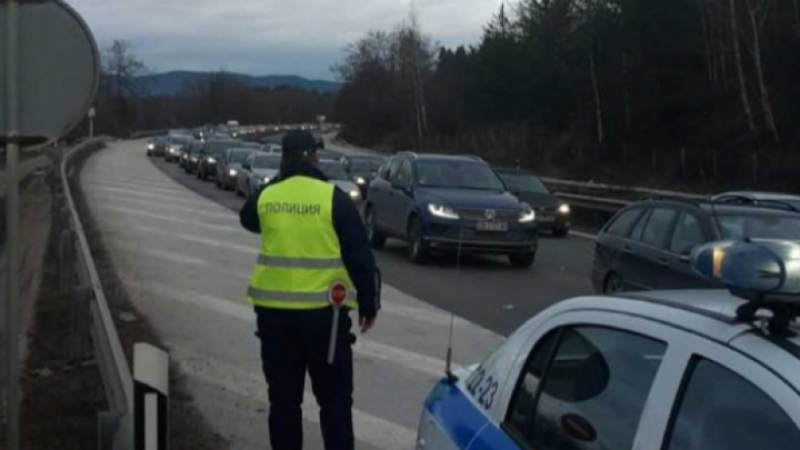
[535, 205, 557, 213]
[454, 208, 518, 221]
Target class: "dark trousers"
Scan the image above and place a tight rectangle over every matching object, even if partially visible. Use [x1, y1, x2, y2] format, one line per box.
[255, 307, 355, 450]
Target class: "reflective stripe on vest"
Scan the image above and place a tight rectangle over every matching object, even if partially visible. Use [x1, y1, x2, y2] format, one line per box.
[247, 176, 357, 310]
[257, 254, 344, 269]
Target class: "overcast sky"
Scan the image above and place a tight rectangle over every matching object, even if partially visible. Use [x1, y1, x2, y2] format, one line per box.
[68, 0, 503, 81]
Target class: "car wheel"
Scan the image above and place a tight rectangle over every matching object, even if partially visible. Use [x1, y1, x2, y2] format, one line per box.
[603, 273, 624, 294]
[407, 217, 429, 264]
[509, 253, 536, 269]
[553, 228, 569, 238]
[216, 177, 222, 189]
[146, 150, 152, 157]
[365, 207, 386, 249]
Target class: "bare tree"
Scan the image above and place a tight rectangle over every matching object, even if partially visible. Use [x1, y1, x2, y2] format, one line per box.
[744, 0, 780, 143]
[729, 0, 757, 136]
[99, 40, 149, 135]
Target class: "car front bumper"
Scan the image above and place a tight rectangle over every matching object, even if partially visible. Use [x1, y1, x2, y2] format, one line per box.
[536, 213, 571, 231]
[424, 219, 538, 254]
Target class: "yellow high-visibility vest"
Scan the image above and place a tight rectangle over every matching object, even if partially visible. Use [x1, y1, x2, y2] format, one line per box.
[246, 176, 357, 310]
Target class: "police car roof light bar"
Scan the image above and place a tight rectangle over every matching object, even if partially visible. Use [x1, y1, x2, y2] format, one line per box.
[692, 239, 800, 337]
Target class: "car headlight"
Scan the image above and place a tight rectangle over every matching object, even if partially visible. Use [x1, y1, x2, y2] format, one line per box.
[207, 157, 216, 164]
[263, 176, 270, 184]
[349, 190, 361, 201]
[229, 169, 238, 177]
[520, 209, 536, 223]
[428, 204, 459, 220]
[558, 204, 571, 214]
[355, 176, 366, 185]
[147, 144, 155, 150]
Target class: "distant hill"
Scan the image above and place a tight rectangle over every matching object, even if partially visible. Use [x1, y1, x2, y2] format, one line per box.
[135, 71, 340, 96]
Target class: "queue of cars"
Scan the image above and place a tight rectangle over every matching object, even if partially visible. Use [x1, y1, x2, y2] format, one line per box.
[148, 132, 577, 269]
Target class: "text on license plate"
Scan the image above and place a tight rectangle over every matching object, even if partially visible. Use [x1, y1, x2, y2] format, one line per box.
[477, 221, 509, 232]
[538, 216, 555, 223]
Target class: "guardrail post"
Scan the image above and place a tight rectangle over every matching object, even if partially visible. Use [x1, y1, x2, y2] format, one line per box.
[60, 228, 75, 296]
[134, 343, 169, 450]
[69, 285, 92, 362]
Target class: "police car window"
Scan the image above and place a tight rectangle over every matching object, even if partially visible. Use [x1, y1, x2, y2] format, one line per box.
[669, 213, 705, 255]
[664, 357, 800, 450]
[606, 208, 644, 236]
[505, 326, 666, 450]
[641, 208, 677, 248]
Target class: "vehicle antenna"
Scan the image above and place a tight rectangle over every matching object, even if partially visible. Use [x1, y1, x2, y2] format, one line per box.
[445, 225, 463, 384]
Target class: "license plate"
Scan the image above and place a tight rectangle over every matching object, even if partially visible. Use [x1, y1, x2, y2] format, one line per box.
[538, 216, 555, 223]
[477, 221, 508, 232]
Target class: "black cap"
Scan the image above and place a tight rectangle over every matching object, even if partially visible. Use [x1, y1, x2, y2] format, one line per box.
[282, 130, 318, 158]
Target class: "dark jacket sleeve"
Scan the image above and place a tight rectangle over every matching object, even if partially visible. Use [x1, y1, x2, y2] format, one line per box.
[239, 192, 261, 234]
[332, 190, 378, 319]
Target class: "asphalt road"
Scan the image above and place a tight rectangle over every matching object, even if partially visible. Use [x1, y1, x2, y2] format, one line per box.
[148, 139, 596, 336]
[80, 140, 505, 450]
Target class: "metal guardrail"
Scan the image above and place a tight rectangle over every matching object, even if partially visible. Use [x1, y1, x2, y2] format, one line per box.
[59, 139, 134, 448]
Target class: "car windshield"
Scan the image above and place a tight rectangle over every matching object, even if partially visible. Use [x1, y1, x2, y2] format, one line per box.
[718, 214, 800, 240]
[229, 149, 255, 163]
[498, 172, 550, 194]
[416, 160, 505, 191]
[253, 155, 281, 169]
[351, 158, 384, 171]
[318, 161, 348, 180]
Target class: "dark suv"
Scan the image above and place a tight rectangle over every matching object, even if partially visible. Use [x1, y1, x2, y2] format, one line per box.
[365, 153, 538, 267]
[592, 198, 800, 293]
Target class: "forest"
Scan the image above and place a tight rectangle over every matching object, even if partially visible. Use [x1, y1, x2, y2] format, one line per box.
[333, 0, 800, 190]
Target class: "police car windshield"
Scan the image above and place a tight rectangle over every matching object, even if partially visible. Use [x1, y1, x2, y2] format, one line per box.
[318, 161, 348, 180]
[498, 172, 550, 194]
[253, 155, 281, 169]
[229, 149, 255, 163]
[718, 214, 800, 240]
[416, 161, 505, 191]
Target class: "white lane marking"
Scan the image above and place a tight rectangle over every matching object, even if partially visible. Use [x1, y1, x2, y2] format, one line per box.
[145, 393, 158, 450]
[94, 205, 242, 234]
[89, 193, 237, 222]
[86, 185, 212, 208]
[172, 345, 417, 450]
[569, 230, 598, 240]
[135, 280, 459, 377]
[84, 174, 182, 191]
[130, 224, 258, 256]
[109, 239, 227, 267]
[85, 177, 193, 197]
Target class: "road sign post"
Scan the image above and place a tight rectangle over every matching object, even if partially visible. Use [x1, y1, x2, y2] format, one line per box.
[4, 2, 21, 449]
[88, 107, 96, 138]
[0, 2, 99, 448]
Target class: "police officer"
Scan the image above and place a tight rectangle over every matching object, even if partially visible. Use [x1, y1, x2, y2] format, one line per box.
[239, 130, 377, 450]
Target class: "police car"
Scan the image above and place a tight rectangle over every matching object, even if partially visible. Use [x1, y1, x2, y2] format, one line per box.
[417, 239, 800, 450]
